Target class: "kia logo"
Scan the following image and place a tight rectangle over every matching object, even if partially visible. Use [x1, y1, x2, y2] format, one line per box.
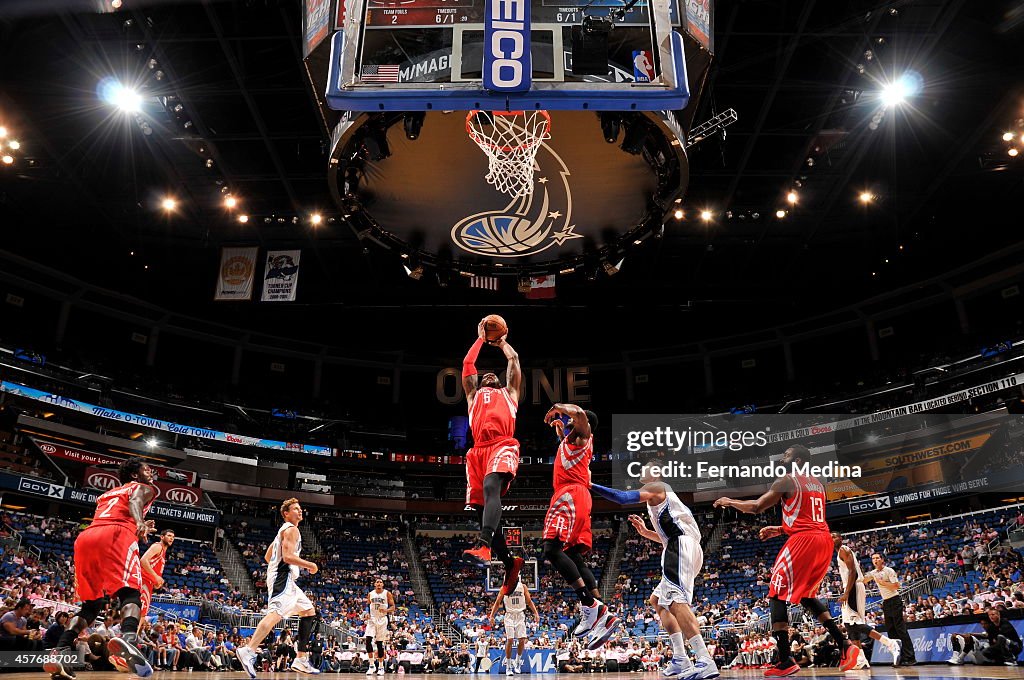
[85, 471, 119, 490]
[40, 443, 57, 454]
[165, 488, 200, 505]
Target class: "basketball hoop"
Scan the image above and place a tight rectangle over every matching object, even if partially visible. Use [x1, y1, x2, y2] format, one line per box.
[466, 110, 552, 198]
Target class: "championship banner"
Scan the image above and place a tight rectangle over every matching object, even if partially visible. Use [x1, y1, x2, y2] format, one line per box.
[32, 438, 198, 486]
[84, 466, 202, 506]
[214, 246, 258, 301]
[260, 250, 302, 302]
[2, 381, 334, 456]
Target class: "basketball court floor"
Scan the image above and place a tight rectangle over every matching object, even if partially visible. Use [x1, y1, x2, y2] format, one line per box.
[7, 670, 1024, 680]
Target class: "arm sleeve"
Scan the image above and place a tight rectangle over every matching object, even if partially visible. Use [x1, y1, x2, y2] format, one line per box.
[462, 338, 485, 377]
[590, 484, 642, 505]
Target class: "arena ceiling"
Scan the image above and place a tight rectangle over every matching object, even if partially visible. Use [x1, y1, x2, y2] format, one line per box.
[0, 0, 1021, 347]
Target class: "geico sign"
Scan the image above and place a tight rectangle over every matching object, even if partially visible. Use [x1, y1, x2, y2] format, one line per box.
[486, 0, 529, 91]
[85, 471, 120, 491]
[164, 487, 200, 505]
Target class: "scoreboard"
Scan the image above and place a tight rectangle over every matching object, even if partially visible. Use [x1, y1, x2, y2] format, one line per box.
[365, 0, 681, 27]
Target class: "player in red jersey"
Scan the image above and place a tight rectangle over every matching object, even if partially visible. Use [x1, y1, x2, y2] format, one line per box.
[140, 529, 175, 619]
[45, 458, 157, 680]
[540, 404, 620, 650]
[461, 318, 524, 590]
[714, 445, 857, 677]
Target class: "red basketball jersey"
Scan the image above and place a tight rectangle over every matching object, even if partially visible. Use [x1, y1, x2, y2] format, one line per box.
[142, 545, 167, 587]
[468, 386, 517, 445]
[553, 435, 593, 489]
[90, 481, 156, 530]
[780, 474, 829, 535]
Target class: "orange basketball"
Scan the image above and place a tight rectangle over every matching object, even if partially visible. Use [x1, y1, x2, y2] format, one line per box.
[483, 314, 508, 342]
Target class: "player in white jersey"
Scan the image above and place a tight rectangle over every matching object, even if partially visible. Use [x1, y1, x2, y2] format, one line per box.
[236, 498, 321, 678]
[832, 532, 899, 668]
[365, 579, 396, 675]
[488, 579, 539, 675]
[591, 467, 719, 680]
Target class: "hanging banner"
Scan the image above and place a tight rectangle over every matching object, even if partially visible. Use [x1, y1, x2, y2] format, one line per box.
[303, 0, 332, 57]
[31, 438, 198, 486]
[84, 466, 203, 506]
[214, 247, 258, 301]
[261, 250, 302, 302]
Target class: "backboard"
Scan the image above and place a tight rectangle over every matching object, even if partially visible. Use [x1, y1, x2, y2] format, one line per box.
[325, 0, 689, 111]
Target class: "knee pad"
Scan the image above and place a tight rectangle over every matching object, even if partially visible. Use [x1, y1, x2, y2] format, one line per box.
[376, 641, 385, 656]
[799, 597, 827, 617]
[769, 598, 789, 624]
[365, 638, 374, 655]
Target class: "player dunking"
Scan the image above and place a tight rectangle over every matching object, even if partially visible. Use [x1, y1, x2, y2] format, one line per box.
[832, 532, 900, 668]
[44, 458, 157, 679]
[365, 578, 396, 675]
[714, 445, 857, 677]
[236, 498, 321, 677]
[488, 577, 538, 675]
[140, 529, 175, 619]
[592, 468, 718, 680]
[461, 318, 524, 590]
[541, 404, 620, 650]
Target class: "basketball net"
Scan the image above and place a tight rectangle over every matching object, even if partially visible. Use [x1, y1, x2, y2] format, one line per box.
[466, 110, 552, 198]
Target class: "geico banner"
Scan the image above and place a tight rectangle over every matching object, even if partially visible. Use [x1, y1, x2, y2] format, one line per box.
[869, 619, 1024, 664]
[33, 438, 198, 486]
[84, 466, 203, 506]
[1, 381, 333, 456]
[64, 486, 220, 526]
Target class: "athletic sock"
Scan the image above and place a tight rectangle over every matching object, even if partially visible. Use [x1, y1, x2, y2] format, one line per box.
[575, 587, 596, 607]
[772, 630, 793, 665]
[821, 619, 847, 648]
[669, 633, 686, 657]
[879, 634, 895, 649]
[687, 634, 711, 662]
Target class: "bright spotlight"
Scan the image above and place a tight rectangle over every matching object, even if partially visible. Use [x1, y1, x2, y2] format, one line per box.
[161, 197, 177, 211]
[1010, 148, 1020, 158]
[859, 191, 874, 204]
[0, 127, 7, 138]
[146, 437, 159, 448]
[1, 155, 13, 165]
[111, 0, 122, 8]
[673, 209, 684, 220]
[775, 210, 786, 219]
[100, 79, 143, 113]
[310, 213, 323, 225]
[8, 140, 20, 150]
[700, 210, 712, 222]
[880, 71, 923, 108]
[786, 191, 798, 205]
[238, 214, 249, 223]
[1005, 132, 1017, 142]
[224, 195, 238, 209]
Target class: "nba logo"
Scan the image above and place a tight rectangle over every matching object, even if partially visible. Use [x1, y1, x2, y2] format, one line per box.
[632, 50, 655, 82]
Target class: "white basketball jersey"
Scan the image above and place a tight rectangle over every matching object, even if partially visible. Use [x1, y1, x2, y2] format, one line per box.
[647, 491, 701, 543]
[836, 546, 864, 588]
[267, 522, 300, 597]
[504, 581, 527, 614]
[369, 589, 390, 622]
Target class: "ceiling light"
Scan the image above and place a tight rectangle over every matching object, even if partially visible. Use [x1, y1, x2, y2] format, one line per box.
[161, 197, 177, 211]
[311, 213, 323, 225]
[786, 191, 798, 204]
[700, 210, 712, 222]
[1, 155, 13, 165]
[8, 140, 20, 150]
[224, 195, 238, 209]
[673, 209, 684, 220]
[1010, 148, 1020, 158]
[776, 210, 786, 219]
[858, 191, 874, 204]
[238, 214, 249, 223]
[100, 80, 142, 113]
[1004, 132, 1017, 142]
[0, 127, 7, 139]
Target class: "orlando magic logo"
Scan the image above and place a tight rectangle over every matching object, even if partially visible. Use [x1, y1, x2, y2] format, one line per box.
[451, 138, 580, 257]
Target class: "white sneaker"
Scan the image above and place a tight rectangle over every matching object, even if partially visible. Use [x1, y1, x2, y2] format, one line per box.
[506, 665, 515, 676]
[680, 659, 720, 680]
[853, 648, 870, 670]
[890, 639, 902, 665]
[291, 657, 321, 675]
[586, 610, 621, 651]
[366, 664, 377, 675]
[236, 647, 258, 680]
[573, 601, 607, 638]
[515, 658, 524, 674]
[377, 665, 385, 675]
[661, 658, 693, 678]
[948, 651, 963, 665]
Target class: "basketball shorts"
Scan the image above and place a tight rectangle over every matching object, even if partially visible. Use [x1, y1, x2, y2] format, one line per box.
[465, 437, 520, 506]
[841, 581, 868, 626]
[140, 581, 154, 618]
[267, 581, 314, 618]
[504, 612, 527, 639]
[365, 618, 390, 642]
[542, 483, 593, 551]
[654, 534, 702, 607]
[768, 530, 833, 604]
[74, 524, 142, 602]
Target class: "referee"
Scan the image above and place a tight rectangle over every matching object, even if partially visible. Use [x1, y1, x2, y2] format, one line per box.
[862, 553, 915, 666]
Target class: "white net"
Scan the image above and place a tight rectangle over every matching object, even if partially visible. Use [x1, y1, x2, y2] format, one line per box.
[466, 110, 552, 198]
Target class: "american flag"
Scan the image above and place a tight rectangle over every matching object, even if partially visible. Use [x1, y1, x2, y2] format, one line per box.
[360, 64, 401, 83]
[470, 275, 499, 291]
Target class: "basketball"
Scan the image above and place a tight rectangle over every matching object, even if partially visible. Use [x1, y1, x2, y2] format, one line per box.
[483, 315, 508, 342]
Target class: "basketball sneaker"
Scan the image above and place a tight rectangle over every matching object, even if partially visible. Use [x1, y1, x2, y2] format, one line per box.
[890, 639, 902, 666]
[681, 659, 720, 680]
[503, 557, 525, 591]
[377, 664, 385, 675]
[464, 545, 493, 563]
[586, 610, 620, 650]
[292, 656, 322, 674]
[366, 662, 377, 675]
[43, 648, 76, 680]
[572, 602, 608, 637]
[661, 658, 693, 678]
[514, 657, 523, 674]
[236, 646, 259, 679]
[839, 643, 858, 672]
[106, 636, 153, 678]
[763, 661, 800, 677]
[948, 651, 964, 665]
[506, 663, 515, 676]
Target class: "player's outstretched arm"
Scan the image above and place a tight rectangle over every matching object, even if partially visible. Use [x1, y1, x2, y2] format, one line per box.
[495, 336, 522, 404]
[544, 404, 590, 441]
[628, 514, 663, 544]
[462, 321, 486, 403]
[590, 481, 666, 506]
[713, 475, 793, 514]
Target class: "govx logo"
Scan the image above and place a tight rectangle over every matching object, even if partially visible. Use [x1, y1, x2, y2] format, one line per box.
[484, 0, 531, 92]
